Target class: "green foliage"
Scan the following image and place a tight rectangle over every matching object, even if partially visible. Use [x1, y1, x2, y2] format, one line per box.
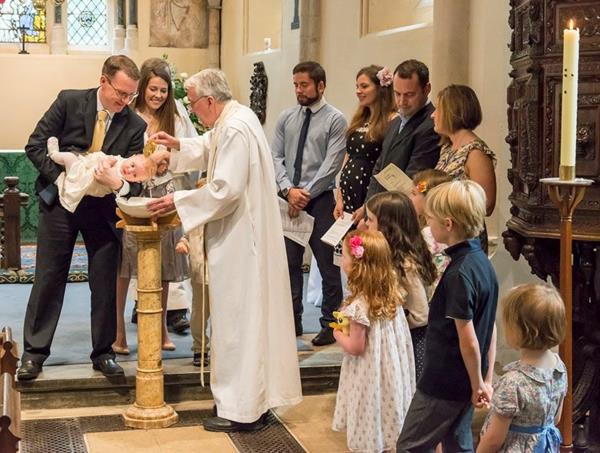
[162, 54, 207, 135]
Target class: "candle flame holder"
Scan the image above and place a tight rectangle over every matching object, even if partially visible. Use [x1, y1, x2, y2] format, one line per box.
[540, 176, 592, 452]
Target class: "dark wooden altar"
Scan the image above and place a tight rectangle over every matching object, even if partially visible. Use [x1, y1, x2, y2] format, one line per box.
[504, 1, 600, 449]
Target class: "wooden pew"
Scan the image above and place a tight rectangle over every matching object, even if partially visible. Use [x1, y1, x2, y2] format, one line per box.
[0, 327, 21, 453]
[0, 177, 29, 270]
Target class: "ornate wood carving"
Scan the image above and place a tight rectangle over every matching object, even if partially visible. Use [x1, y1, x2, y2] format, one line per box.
[506, 1, 600, 448]
[249, 61, 268, 125]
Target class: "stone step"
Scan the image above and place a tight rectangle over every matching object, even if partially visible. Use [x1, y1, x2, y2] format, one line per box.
[16, 350, 342, 410]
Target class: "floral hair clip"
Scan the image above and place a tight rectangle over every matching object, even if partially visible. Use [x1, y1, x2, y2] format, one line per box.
[416, 181, 428, 194]
[376, 67, 393, 87]
[349, 236, 365, 259]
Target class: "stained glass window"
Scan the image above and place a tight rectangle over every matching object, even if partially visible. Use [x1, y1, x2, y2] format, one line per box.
[0, 0, 47, 44]
[67, 0, 108, 47]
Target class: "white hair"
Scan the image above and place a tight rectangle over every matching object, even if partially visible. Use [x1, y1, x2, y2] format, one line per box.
[184, 69, 233, 102]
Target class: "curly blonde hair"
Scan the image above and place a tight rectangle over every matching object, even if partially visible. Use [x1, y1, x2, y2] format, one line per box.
[342, 230, 404, 321]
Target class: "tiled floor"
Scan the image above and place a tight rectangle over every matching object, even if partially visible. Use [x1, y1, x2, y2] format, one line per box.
[85, 426, 238, 453]
[22, 392, 489, 452]
[24, 395, 348, 453]
[275, 394, 349, 453]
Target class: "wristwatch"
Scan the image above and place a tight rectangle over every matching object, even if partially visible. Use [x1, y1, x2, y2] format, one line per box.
[282, 187, 290, 198]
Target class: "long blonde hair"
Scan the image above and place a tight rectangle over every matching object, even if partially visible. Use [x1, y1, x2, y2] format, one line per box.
[342, 230, 403, 320]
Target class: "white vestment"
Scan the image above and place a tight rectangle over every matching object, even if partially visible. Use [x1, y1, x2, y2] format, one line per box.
[171, 101, 302, 422]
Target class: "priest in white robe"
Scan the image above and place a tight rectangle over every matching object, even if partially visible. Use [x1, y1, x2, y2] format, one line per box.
[147, 69, 302, 432]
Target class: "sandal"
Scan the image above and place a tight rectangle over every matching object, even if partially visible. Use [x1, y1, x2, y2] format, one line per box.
[162, 342, 176, 351]
[112, 344, 130, 355]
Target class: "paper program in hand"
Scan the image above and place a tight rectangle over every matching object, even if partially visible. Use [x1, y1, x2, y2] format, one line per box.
[321, 212, 353, 247]
[373, 163, 414, 194]
[278, 198, 314, 247]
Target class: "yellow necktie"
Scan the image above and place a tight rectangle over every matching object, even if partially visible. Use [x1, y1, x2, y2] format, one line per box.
[89, 110, 108, 152]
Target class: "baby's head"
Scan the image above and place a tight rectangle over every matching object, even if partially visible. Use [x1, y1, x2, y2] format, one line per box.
[502, 283, 565, 351]
[424, 179, 486, 244]
[120, 154, 157, 182]
[410, 169, 452, 224]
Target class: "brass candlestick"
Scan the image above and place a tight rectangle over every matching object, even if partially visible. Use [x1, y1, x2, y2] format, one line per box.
[117, 209, 180, 429]
[540, 176, 592, 452]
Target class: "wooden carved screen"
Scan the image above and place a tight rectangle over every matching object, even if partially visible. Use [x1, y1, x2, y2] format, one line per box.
[504, 1, 600, 448]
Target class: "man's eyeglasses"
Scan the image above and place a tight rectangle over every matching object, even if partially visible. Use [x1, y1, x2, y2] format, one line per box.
[105, 76, 139, 103]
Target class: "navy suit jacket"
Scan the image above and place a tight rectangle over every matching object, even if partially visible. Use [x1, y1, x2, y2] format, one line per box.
[366, 102, 440, 200]
[25, 88, 146, 204]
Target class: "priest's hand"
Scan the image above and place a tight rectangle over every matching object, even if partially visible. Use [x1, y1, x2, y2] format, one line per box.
[288, 188, 310, 210]
[149, 131, 181, 151]
[147, 193, 176, 216]
[149, 149, 171, 175]
[94, 157, 123, 191]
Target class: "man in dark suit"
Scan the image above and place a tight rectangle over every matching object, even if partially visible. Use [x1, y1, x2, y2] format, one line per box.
[17, 55, 147, 381]
[353, 60, 440, 221]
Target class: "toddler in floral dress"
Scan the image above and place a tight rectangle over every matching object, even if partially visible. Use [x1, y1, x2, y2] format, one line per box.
[478, 283, 567, 452]
[332, 230, 415, 453]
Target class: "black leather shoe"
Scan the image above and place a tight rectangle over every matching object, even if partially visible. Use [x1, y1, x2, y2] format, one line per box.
[193, 352, 209, 367]
[311, 327, 335, 346]
[295, 321, 303, 337]
[168, 309, 190, 334]
[93, 358, 125, 377]
[202, 413, 268, 432]
[17, 360, 42, 381]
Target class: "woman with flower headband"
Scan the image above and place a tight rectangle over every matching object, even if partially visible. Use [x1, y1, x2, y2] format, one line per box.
[332, 230, 415, 453]
[333, 65, 397, 220]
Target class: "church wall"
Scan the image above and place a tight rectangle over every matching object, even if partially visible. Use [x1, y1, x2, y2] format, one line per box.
[221, 0, 299, 141]
[222, 0, 433, 146]
[319, 0, 433, 124]
[0, 3, 209, 149]
[468, 0, 536, 366]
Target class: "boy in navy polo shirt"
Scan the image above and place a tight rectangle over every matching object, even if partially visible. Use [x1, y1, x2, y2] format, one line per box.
[397, 180, 498, 452]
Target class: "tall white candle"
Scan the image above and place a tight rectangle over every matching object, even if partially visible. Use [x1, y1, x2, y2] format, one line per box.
[560, 20, 580, 171]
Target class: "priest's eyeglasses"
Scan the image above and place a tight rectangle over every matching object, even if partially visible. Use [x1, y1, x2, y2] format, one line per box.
[189, 95, 209, 108]
[106, 77, 139, 103]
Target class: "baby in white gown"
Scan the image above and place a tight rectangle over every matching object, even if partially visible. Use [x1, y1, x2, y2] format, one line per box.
[47, 136, 157, 213]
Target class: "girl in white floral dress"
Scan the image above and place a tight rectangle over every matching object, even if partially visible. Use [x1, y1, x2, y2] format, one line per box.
[478, 284, 567, 453]
[332, 230, 416, 453]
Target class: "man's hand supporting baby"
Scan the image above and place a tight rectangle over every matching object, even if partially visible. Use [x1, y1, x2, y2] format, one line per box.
[94, 156, 124, 191]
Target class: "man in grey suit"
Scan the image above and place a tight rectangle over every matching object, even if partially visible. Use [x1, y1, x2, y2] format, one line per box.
[353, 60, 440, 221]
[18, 55, 146, 381]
